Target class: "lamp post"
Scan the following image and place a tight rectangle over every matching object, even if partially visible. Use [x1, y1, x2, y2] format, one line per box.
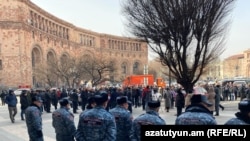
[143, 65, 148, 86]
[235, 65, 238, 77]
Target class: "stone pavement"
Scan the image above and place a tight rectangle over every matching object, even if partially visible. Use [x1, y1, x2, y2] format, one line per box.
[0, 99, 239, 141]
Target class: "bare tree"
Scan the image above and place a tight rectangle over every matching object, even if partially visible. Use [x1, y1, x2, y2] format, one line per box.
[80, 54, 117, 86]
[122, 0, 235, 92]
[48, 57, 84, 88]
[33, 62, 58, 88]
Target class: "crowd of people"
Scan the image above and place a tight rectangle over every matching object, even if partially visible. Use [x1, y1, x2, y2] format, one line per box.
[0, 81, 249, 141]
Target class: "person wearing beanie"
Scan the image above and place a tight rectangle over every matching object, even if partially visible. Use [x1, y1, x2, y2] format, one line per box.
[175, 93, 217, 125]
[109, 96, 134, 141]
[132, 100, 166, 141]
[52, 98, 76, 141]
[225, 99, 250, 125]
[76, 92, 116, 141]
[85, 96, 96, 110]
[25, 96, 44, 141]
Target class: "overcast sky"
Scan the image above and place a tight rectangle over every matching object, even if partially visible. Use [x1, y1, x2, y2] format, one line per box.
[30, 0, 250, 59]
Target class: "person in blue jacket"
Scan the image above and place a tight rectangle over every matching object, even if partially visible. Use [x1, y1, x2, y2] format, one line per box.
[5, 89, 18, 123]
[75, 92, 116, 141]
[109, 96, 134, 141]
[25, 96, 44, 141]
[52, 97, 76, 141]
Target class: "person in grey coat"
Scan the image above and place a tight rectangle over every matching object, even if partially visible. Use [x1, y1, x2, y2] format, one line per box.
[109, 96, 134, 141]
[163, 87, 172, 112]
[75, 92, 116, 141]
[52, 98, 76, 141]
[175, 94, 217, 125]
[132, 100, 166, 141]
[25, 96, 44, 141]
[224, 99, 250, 125]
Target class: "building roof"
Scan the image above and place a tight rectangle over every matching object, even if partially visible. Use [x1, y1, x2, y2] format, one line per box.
[225, 54, 244, 60]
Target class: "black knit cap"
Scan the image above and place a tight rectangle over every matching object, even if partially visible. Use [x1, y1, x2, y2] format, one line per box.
[94, 92, 108, 105]
[238, 100, 250, 112]
[32, 96, 43, 102]
[116, 96, 128, 105]
[59, 98, 71, 106]
[148, 100, 161, 108]
[87, 96, 95, 104]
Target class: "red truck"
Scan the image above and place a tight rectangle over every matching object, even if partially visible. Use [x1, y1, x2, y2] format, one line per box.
[122, 74, 154, 87]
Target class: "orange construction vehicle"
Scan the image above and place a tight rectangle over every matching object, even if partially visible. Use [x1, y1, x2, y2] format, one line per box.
[156, 77, 166, 88]
[122, 74, 154, 87]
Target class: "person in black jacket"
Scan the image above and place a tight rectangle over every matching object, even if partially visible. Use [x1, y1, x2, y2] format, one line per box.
[175, 88, 185, 117]
[20, 90, 29, 120]
[44, 89, 51, 113]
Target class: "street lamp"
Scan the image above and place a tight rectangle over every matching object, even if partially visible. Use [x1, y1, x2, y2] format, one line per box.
[235, 65, 239, 77]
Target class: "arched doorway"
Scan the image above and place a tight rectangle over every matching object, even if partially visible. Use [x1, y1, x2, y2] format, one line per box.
[31, 46, 42, 87]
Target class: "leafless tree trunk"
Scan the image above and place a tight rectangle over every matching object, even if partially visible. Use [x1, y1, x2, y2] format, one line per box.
[122, 0, 235, 92]
[80, 54, 117, 86]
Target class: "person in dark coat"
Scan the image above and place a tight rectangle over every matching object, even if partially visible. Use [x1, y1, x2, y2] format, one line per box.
[71, 89, 79, 113]
[0, 90, 7, 106]
[60, 89, 68, 99]
[214, 83, 224, 116]
[175, 88, 185, 117]
[5, 89, 18, 123]
[80, 88, 88, 111]
[44, 89, 51, 113]
[20, 90, 29, 120]
[51, 89, 59, 110]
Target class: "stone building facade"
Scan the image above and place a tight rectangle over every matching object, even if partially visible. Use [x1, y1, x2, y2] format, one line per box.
[0, 0, 148, 88]
[223, 49, 250, 79]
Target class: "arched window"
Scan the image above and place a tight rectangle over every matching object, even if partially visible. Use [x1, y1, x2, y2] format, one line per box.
[121, 62, 127, 74]
[133, 62, 139, 74]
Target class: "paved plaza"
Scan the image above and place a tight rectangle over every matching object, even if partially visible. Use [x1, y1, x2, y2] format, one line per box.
[0, 98, 239, 141]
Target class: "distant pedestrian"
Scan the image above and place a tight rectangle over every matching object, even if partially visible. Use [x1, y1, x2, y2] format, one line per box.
[109, 96, 134, 141]
[206, 85, 216, 115]
[5, 89, 18, 123]
[163, 87, 172, 112]
[141, 85, 151, 111]
[52, 98, 76, 141]
[25, 96, 44, 141]
[75, 92, 116, 141]
[44, 89, 51, 113]
[214, 83, 224, 116]
[132, 100, 166, 141]
[0, 90, 7, 106]
[224, 99, 250, 125]
[20, 90, 29, 121]
[51, 89, 59, 110]
[151, 88, 162, 102]
[175, 88, 185, 116]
